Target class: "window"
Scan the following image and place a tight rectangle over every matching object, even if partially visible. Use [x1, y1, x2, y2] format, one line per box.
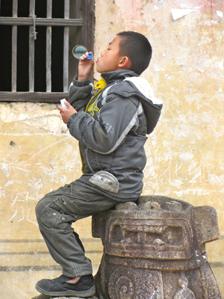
[0, 0, 95, 102]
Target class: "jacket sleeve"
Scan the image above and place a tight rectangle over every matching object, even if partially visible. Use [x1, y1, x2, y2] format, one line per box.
[68, 80, 93, 111]
[67, 95, 140, 154]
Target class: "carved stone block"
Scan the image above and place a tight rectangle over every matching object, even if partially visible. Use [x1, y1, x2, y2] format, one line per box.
[92, 195, 221, 299]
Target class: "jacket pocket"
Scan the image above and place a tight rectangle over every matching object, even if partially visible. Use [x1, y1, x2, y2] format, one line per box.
[89, 170, 119, 193]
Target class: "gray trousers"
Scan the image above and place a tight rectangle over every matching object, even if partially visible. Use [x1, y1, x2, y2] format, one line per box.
[35, 179, 117, 277]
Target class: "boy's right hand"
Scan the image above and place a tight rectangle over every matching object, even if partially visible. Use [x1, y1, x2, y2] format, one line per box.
[78, 52, 94, 81]
[57, 99, 77, 124]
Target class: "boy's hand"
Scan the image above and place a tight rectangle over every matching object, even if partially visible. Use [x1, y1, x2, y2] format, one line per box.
[78, 52, 94, 81]
[57, 99, 77, 124]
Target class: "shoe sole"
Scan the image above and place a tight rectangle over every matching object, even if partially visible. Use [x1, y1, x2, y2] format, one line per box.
[35, 283, 96, 298]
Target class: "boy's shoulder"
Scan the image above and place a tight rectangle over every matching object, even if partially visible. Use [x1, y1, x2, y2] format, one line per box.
[107, 76, 152, 100]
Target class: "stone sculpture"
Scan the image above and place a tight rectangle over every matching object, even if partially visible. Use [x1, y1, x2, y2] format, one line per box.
[92, 195, 221, 299]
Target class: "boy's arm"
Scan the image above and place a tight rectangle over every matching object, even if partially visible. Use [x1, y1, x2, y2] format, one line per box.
[68, 51, 94, 110]
[68, 80, 93, 111]
[67, 96, 141, 154]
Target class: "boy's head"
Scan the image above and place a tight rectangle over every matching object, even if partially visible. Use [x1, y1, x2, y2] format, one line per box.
[96, 31, 152, 75]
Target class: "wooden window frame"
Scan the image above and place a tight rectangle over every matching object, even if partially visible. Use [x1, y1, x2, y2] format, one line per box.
[0, 0, 95, 103]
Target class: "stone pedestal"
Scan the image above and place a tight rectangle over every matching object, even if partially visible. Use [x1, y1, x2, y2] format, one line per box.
[33, 295, 97, 299]
[92, 195, 221, 299]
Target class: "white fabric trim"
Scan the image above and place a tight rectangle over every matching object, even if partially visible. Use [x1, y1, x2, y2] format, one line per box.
[101, 85, 114, 106]
[101, 102, 143, 155]
[124, 77, 163, 105]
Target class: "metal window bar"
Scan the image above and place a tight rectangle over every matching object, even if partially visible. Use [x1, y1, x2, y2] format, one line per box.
[12, 0, 18, 92]
[29, 0, 35, 92]
[63, 0, 70, 92]
[46, 0, 52, 92]
[0, 17, 83, 26]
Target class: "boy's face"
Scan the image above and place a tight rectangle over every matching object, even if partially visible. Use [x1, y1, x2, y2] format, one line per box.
[96, 35, 126, 73]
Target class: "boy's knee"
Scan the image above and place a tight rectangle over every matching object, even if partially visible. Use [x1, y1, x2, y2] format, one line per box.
[36, 196, 46, 219]
[35, 195, 53, 226]
[35, 195, 71, 230]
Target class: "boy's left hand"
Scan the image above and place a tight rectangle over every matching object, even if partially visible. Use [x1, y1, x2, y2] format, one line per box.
[57, 99, 77, 124]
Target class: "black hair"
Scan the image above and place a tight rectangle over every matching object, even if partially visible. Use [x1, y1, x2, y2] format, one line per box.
[117, 31, 152, 75]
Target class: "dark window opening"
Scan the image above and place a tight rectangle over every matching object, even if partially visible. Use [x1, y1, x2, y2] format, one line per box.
[18, 0, 29, 17]
[0, 0, 12, 17]
[52, 0, 65, 18]
[35, 0, 46, 18]
[52, 27, 64, 92]
[17, 26, 29, 91]
[0, 26, 12, 91]
[34, 26, 46, 91]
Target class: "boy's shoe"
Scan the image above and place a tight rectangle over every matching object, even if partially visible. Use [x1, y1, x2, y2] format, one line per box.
[35, 274, 95, 297]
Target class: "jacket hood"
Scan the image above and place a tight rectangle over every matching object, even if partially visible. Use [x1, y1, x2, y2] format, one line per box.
[103, 71, 163, 134]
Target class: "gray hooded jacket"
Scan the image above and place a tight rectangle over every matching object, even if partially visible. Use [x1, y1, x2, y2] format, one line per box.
[67, 69, 162, 200]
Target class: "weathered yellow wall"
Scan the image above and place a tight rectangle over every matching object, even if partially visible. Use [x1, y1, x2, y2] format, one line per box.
[0, 0, 223, 298]
[95, 0, 224, 294]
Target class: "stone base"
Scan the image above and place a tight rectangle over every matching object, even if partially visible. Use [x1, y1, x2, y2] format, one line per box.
[33, 295, 97, 299]
[51, 297, 97, 299]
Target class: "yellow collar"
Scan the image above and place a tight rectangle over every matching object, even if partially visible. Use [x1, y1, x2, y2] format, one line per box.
[94, 77, 107, 91]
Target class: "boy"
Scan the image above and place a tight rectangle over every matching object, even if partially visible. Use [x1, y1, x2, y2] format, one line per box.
[35, 31, 162, 297]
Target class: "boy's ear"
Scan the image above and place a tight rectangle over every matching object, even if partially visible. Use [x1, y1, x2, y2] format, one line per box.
[118, 56, 132, 69]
